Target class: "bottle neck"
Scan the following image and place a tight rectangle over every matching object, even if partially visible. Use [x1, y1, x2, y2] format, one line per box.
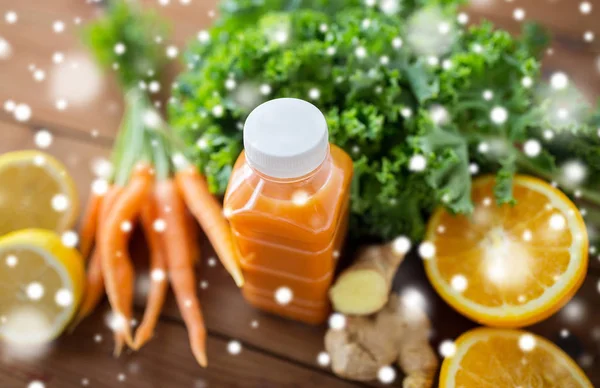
[243, 148, 333, 201]
[249, 145, 331, 184]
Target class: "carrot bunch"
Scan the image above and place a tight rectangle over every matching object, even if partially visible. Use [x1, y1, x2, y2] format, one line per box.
[73, 91, 244, 367]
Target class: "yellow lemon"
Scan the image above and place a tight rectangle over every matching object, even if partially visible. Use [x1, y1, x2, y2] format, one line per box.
[0, 229, 85, 344]
[424, 175, 588, 327]
[439, 328, 592, 387]
[0, 150, 79, 235]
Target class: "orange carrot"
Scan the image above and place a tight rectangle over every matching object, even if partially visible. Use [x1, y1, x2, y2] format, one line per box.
[79, 191, 103, 259]
[69, 248, 103, 332]
[155, 179, 207, 367]
[175, 166, 244, 287]
[101, 164, 153, 350]
[133, 189, 169, 350]
[71, 185, 123, 329]
[185, 208, 201, 264]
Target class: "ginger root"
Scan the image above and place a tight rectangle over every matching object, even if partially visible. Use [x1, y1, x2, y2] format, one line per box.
[329, 238, 409, 315]
[325, 293, 438, 387]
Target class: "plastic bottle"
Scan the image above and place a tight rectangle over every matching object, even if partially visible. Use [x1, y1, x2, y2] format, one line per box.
[224, 98, 353, 324]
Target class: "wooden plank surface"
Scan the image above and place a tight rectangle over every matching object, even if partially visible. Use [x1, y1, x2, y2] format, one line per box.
[0, 307, 360, 388]
[0, 0, 124, 138]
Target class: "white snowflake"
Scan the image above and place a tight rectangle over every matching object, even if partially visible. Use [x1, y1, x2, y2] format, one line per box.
[292, 190, 310, 206]
[317, 351, 330, 367]
[274, 287, 293, 305]
[62, 231, 79, 247]
[518, 334, 536, 351]
[153, 219, 166, 232]
[52, 194, 69, 212]
[55, 98, 68, 111]
[33, 69, 45, 82]
[549, 213, 566, 230]
[418, 241, 436, 259]
[53, 21, 65, 33]
[227, 340, 242, 355]
[26, 282, 45, 300]
[212, 105, 224, 117]
[523, 139, 541, 157]
[151, 269, 166, 282]
[274, 30, 288, 44]
[260, 84, 272, 96]
[427, 56, 439, 66]
[14, 103, 32, 122]
[308, 88, 320, 100]
[5, 11, 17, 24]
[6, 255, 17, 267]
[379, 0, 400, 15]
[328, 313, 346, 330]
[580, 2, 592, 14]
[34, 130, 52, 148]
[197, 30, 210, 43]
[550, 72, 569, 90]
[114, 43, 126, 55]
[409, 154, 427, 172]
[469, 163, 479, 175]
[355, 46, 367, 58]
[3, 100, 15, 111]
[450, 275, 468, 292]
[391, 236, 411, 255]
[438, 22, 451, 35]
[543, 130, 555, 140]
[166, 45, 179, 59]
[562, 161, 587, 186]
[490, 106, 508, 124]
[521, 76, 533, 88]
[377, 366, 396, 384]
[148, 81, 161, 93]
[225, 79, 237, 91]
[439, 340, 457, 357]
[52, 52, 65, 64]
[513, 8, 525, 21]
[55, 289, 73, 307]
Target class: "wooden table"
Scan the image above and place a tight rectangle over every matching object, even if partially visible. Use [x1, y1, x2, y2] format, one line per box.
[0, 0, 599, 386]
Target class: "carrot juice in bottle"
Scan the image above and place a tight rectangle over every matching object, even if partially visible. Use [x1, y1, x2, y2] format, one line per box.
[224, 98, 353, 324]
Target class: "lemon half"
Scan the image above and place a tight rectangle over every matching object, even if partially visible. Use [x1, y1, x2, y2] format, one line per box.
[0, 150, 79, 235]
[0, 229, 85, 344]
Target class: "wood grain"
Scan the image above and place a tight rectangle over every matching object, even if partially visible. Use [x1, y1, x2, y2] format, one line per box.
[0, 306, 361, 388]
[0, 0, 124, 138]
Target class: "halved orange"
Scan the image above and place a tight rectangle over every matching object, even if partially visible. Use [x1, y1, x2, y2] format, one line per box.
[424, 175, 588, 327]
[439, 328, 592, 388]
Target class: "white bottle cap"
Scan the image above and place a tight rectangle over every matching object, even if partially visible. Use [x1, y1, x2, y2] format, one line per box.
[244, 98, 329, 179]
